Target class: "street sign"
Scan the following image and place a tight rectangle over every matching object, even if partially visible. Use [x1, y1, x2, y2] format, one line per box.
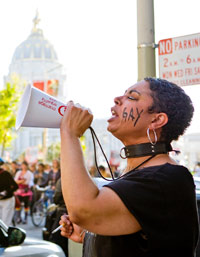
[158, 33, 200, 86]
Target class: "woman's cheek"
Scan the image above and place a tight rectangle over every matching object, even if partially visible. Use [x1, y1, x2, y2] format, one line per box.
[122, 107, 144, 127]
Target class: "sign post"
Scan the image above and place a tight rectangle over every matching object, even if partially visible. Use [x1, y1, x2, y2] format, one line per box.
[158, 33, 200, 86]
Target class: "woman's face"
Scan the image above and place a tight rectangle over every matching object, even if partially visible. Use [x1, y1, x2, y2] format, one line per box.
[107, 80, 155, 145]
[21, 163, 28, 171]
[38, 164, 44, 172]
[52, 160, 59, 169]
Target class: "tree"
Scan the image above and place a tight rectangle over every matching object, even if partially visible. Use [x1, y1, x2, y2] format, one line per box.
[46, 142, 61, 162]
[46, 136, 86, 163]
[0, 82, 21, 156]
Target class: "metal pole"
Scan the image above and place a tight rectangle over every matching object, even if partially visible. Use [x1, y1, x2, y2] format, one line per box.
[137, 0, 156, 81]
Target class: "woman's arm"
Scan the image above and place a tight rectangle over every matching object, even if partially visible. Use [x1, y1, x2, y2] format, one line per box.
[60, 102, 141, 236]
[14, 171, 26, 184]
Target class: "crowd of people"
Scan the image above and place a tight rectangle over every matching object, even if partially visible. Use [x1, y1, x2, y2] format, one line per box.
[0, 154, 118, 228]
[0, 158, 61, 226]
[0, 157, 114, 257]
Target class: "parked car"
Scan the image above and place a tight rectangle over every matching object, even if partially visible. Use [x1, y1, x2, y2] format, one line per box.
[0, 219, 65, 257]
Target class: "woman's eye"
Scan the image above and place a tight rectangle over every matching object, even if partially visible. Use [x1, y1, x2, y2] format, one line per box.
[128, 96, 136, 100]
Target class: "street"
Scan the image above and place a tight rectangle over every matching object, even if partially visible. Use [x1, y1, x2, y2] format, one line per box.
[15, 215, 43, 239]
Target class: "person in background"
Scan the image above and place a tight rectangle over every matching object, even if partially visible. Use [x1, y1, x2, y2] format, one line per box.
[0, 159, 18, 225]
[47, 178, 68, 257]
[44, 163, 52, 175]
[29, 162, 36, 188]
[59, 78, 198, 257]
[30, 163, 49, 212]
[88, 165, 97, 177]
[10, 161, 19, 178]
[98, 165, 111, 178]
[40, 159, 61, 203]
[194, 162, 200, 177]
[2, 162, 12, 175]
[110, 165, 120, 178]
[34, 163, 48, 187]
[14, 161, 33, 224]
[29, 163, 37, 174]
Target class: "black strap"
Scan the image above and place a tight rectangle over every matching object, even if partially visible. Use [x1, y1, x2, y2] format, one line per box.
[89, 127, 115, 181]
[118, 155, 156, 180]
[120, 142, 173, 159]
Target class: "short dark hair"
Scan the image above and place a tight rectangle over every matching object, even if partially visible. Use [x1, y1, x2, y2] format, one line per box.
[144, 77, 194, 143]
[22, 161, 29, 167]
[38, 163, 45, 168]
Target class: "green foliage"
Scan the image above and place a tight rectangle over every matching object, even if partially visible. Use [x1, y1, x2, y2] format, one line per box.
[46, 142, 61, 162]
[46, 136, 86, 162]
[0, 82, 21, 155]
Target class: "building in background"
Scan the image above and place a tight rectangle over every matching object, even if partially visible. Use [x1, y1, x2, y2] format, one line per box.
[5, 11, 66, 161]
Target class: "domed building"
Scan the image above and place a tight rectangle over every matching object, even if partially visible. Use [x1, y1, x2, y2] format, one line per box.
[7, 12, 66, 162]
[7, 11, 66, 99]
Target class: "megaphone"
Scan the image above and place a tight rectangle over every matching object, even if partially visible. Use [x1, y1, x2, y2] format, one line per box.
[15, 84, 66, 130]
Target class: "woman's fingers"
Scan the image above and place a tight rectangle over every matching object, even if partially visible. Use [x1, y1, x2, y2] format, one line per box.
[61, 101, 93, 137]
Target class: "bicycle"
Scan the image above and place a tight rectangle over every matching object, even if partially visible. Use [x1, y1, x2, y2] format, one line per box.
[31, 185, 52, 227]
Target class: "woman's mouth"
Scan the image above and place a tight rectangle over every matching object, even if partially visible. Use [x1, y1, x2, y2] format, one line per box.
[107, 109, 118, 122]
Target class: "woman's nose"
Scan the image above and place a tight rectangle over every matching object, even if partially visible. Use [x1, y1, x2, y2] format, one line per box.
[114, 95, 123, 105]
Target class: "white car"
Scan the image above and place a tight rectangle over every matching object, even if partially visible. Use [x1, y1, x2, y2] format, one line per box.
[0, 220, 65, 257]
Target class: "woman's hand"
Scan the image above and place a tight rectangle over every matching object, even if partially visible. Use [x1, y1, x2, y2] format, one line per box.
[60, 214, 85, 243]
[60, 101, 93, 138]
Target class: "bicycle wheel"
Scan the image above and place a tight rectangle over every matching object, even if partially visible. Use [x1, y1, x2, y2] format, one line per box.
[31, 200, 46, 227]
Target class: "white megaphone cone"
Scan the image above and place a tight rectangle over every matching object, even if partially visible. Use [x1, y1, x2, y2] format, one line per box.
[16, 84, 67, 130]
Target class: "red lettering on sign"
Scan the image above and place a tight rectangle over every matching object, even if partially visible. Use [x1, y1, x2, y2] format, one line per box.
[158, 38, 172, 55]
[162, 71, 172, 79]
[194, 67, 200, 75]
[174, 69, 183, 78]
[58, 105, 67, 116]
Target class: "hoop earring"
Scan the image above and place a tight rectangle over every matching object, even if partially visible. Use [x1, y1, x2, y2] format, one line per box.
[147, 128, 157, 145]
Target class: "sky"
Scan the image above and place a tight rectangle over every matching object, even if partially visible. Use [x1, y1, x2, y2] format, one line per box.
[0, 0, 200, 133]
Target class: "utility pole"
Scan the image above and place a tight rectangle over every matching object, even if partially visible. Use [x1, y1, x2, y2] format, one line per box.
[137, 0, 156, 81]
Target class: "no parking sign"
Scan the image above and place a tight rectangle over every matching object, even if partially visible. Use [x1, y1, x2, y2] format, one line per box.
[158, 33, 200, 86]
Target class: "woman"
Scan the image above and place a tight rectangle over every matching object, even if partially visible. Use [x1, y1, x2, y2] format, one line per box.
[30, 163, 48, 211]
[59, 78, 199, 256]
[33, 163, 48, 187]
[0, 161, 18, 226]
[14, 161, 33, 224]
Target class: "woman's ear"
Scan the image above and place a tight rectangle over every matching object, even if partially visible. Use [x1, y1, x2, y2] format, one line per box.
[149, 112, 168, 130]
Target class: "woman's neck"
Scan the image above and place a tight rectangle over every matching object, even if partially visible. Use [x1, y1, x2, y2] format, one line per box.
[124, 154, 176, 173]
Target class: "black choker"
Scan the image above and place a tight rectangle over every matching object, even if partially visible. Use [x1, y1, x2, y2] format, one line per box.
[120, 142, 173, 159]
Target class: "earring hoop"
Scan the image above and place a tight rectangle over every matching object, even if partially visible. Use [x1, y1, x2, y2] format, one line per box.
[147, 128, 157, 145]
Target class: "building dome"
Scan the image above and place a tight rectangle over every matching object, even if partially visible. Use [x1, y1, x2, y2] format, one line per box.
[7, 11, 66, 93]
[12, 29, 58, 62]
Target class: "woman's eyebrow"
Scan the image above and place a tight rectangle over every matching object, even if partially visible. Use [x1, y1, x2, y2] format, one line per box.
[124, 89, 141, 95]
